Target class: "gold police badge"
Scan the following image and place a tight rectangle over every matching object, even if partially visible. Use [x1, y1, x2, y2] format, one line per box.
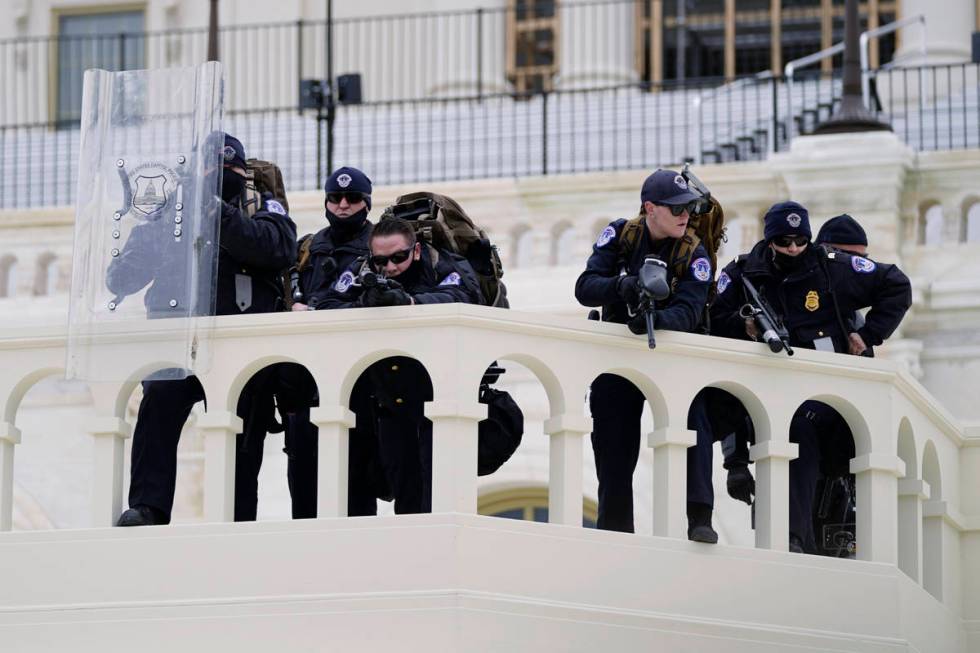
[805, 290, 820, 312]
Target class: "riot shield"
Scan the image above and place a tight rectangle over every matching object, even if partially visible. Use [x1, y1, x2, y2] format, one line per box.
[67, 63, 224, 382]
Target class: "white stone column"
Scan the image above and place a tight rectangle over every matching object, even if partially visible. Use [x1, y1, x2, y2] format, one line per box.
[0, 422, 21, 532]
[750, 440, 799, 551]
[543, 413, 591, 526]
[648, 427, 696, 538]
[426, 400, 487, 514]
[309, 405, 356, 518]
[556, 0, 636, 89]
[86, 417, 131, 528]
[897, 478, 929, 582]
[894, 0, 974, 65]
[197, 411, 242, 523]
[851, 453, 905, 563]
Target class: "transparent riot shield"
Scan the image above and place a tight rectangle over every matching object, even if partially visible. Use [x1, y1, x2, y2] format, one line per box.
[67, 63, 224, 382]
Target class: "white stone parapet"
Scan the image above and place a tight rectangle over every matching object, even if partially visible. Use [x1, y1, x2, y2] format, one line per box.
[0, 304, 976, 650]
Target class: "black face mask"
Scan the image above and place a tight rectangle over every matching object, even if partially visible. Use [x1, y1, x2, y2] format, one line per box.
[221, 170, 246, 202]
[325, 206, 369, 240]
[771, 247, 806, 273]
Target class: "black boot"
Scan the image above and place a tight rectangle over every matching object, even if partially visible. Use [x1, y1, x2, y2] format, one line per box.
[116, 505, 166, 527]
[687, 501, 719, 544]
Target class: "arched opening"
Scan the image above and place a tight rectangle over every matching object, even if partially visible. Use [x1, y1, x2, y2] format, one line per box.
[919, 202, 943, 246]
[686, 386, 758, 547]
[896, 418, 920, 581]
[33, 252, 58, 297]
[788, 399, 858, 557]
[963, 202, 980, 243]
[550, 220, 577, 266]
[10, 372, 93, 531]
[921, 441, 943, 600]
[718, 214, 743, 262]
[0, 255, 18, 298]
[510, 224, 535, 269]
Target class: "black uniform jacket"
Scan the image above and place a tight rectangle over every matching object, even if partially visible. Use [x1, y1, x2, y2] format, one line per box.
[319, 243, 484, 310]
[298, 220, 373, 309]
[709, 240, 912, 352]
[574, 217, 712, 333]
[107, 193, 296, 317]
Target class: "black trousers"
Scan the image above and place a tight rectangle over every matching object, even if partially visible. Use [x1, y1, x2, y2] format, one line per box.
[375, 406, 433, 514]
[127, 375, 207, 523]
[589, 373, 645, 533]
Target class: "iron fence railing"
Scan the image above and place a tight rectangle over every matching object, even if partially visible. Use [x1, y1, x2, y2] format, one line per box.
[0, 63, 977, 210]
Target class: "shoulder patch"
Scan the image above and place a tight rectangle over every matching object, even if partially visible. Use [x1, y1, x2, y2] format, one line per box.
[265, 199, 286, 216]
[596, 225, 617, 248]
[717, 271, 731, 294]
[439, 271, 462, 286]
[691, 256, 712, 282]
[850, 256, 876, 274]
[334, 270, 356, 293]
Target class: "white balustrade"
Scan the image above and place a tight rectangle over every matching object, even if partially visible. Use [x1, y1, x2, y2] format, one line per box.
[0, 304, 973, 611]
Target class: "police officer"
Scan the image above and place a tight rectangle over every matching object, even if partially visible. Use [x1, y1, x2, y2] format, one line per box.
[115, 134, 297, 526]
[708, 201, 911, 551]
[574, 169, 713, 533]
[816, 213, 869, 257]
[325, 217, 483, 513]
[276, 166, 383, 519]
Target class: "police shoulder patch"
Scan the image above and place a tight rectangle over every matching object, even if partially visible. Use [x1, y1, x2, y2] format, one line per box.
[334, 270, 356, 293]
[265, 199, 286, 216]
[717, 271, 731, 294]
[691, 256, 712, 282]
[596, 225, 617, 248]
[439, 272, 462, 286]
[850, 256, 876, 273]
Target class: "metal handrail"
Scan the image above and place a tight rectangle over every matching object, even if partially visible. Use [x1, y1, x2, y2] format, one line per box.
[783, 15, 926, 143]
[692, 71, 774, 164]
[860, 14, 927, 107]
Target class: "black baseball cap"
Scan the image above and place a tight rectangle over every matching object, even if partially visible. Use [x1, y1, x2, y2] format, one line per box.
[640, 169, 700, 206]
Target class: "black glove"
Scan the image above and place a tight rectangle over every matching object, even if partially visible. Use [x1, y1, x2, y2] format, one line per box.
[617, 275, 641, 306]
[362, 281, 412, 307]
[727, 466, 755, 505]
[627, 312, 650, 335]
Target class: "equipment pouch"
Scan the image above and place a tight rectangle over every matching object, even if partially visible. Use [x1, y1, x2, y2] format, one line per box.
[235, 273, 253, 312]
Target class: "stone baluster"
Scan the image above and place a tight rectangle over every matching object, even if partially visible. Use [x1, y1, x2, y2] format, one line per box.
[897, 478, 930, 582]
[543, 414, 591, 526]
[309, 405, 356, 518]
[750, 440, 799, 551]
[852, 453, 905, 563]
[86, 417, 131, 528]
[426, 400, 487, 514]
[0, 422, 21, 531]
[197, 411, 242, 523]
[649, 427, 697, 538]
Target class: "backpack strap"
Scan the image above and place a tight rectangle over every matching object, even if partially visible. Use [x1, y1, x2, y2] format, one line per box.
[618, 215, 646, 265]
[241, 179, 262, 218]
[295, 235, 314, 273]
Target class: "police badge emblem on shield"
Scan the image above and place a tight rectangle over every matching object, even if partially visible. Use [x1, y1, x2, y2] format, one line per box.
[126, 162, 180, 218]
[805, 290, 820, 312]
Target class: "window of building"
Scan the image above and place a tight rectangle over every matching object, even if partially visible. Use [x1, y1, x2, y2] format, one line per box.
[56, 10, 145, 124]
[506, 0, 558, 95]
[33, 253, 58, 296]
[479, 487, 598, 528]
[512, 225, 535, 269]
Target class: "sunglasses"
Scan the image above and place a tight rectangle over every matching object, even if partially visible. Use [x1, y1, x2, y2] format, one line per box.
[656, 202, 692, 217]
[369, 246, 414, 268]
[326, 191, 366, 204]
[773, 235, 809, 248]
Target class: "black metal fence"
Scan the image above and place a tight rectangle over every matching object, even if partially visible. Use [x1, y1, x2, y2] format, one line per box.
[0, 63, 978, 209]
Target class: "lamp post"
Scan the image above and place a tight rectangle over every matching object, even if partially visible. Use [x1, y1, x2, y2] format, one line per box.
[812, 0, 890, 134]
[207, 0, 219, 62]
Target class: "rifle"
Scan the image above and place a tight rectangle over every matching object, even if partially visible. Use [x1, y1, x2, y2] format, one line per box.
[738, 276, 794, 356]
[636, 256, 671, 349]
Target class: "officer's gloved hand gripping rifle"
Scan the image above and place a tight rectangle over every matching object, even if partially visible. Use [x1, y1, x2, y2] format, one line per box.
[627, 256, 671, 349]
[739, 277, 794, 356]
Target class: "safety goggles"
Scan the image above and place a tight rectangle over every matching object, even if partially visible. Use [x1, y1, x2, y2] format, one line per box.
[656, 202, 693, 217]
[326, 191, 367, 205]
[369, 246, 414, 268]
[772, 235, 809, 248]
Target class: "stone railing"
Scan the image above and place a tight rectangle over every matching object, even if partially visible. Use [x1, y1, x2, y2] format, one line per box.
[0, 304, 974, 609]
